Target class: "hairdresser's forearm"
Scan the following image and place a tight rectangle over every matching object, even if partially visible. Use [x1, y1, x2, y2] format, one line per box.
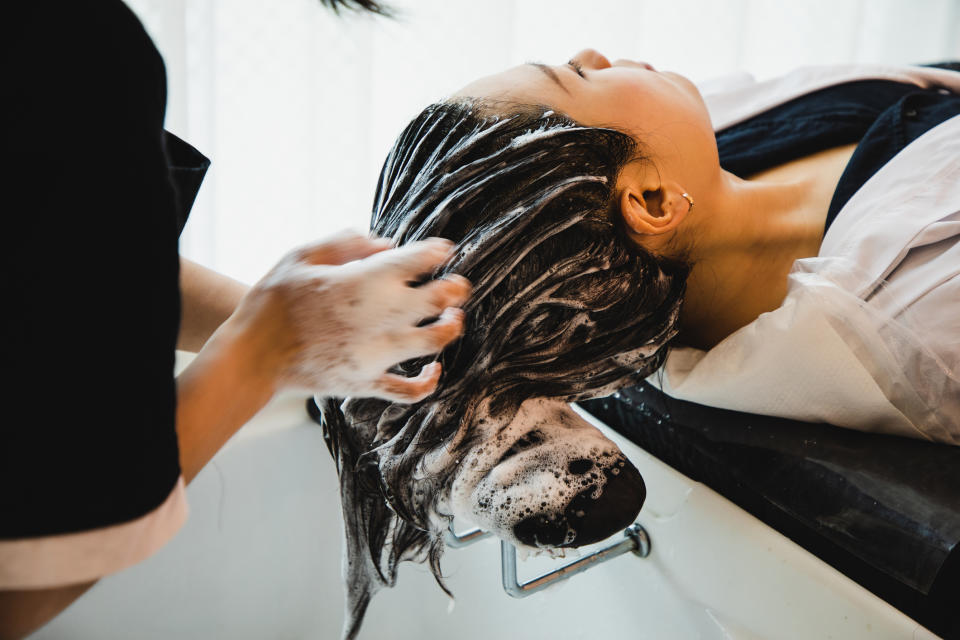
[178, 257, 249, 353]
[0, 582, 95, 640]
[175, 318, 278, 484]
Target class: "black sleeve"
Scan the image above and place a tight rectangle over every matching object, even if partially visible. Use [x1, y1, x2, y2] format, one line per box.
[164, 130, 211, 235]
[1, 1, 184, 538]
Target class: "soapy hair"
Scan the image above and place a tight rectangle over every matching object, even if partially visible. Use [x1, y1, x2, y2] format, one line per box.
[318, 100, 689, 639]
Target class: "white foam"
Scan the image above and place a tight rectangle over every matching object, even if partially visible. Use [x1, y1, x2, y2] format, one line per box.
[445, 397, 625, 553]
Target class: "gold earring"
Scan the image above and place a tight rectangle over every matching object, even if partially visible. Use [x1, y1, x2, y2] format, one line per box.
[681, 192, 694, 213]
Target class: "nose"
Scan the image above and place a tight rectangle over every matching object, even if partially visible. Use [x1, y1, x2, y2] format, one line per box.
[572, 48, 611, 70]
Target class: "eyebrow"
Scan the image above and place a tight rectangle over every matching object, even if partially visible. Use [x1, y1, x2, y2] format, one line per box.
[527, 62, 570, 95]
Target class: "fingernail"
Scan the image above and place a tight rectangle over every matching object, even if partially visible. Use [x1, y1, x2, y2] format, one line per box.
[447, 273, 472, 293]
[419, 361, 442, 381]
[426, 237, 454, 250]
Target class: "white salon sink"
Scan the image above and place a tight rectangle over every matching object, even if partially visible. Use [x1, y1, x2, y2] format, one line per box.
[32, 374, 939, 639]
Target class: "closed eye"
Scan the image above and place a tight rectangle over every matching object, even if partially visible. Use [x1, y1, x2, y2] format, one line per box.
[527, 61, 570, 93]
[567, 60, 585, 78]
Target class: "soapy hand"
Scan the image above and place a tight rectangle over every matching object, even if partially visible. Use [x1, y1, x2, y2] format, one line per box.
[226, 232, 470, 403]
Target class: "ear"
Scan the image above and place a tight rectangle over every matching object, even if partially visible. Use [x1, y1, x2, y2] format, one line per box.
[618, 168, 692, 237]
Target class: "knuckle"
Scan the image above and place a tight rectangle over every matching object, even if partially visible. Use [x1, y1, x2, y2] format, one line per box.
[446, 273, 471, 290]
[412, 238, 454, 263]
[378, 377, 431, 404]
[426, 281, 456, 307]
[423, 276, 470, 310]
[376, 375, 407, 398]
[288, 246, 312, 264]
[430, 320, 462, 348]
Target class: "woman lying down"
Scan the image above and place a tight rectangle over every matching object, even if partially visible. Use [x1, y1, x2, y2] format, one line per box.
[318, 51, 960, 638]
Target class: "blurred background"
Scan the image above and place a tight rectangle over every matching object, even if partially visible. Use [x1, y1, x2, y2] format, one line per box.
[125, 0, 960, 285]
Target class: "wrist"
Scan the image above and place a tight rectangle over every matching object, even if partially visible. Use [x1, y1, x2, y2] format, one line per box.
[203, 314, 282, 402]
[175, 314, 280, 484]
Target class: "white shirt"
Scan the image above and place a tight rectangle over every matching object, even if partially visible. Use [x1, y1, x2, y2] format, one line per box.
[655, 64, 960, 445]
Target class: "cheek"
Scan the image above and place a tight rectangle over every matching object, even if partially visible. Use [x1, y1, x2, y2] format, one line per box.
[570, 94, 671, 151]
[640, 100, 717, 167]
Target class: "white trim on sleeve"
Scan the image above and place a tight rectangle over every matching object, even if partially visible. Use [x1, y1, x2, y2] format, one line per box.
[0, 477, 188, 589]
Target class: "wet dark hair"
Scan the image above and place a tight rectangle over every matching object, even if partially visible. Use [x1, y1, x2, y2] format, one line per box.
[318, 100, 690, 638]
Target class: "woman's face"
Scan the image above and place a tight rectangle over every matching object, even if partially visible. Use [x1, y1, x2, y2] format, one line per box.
[454, 49, 719, 192]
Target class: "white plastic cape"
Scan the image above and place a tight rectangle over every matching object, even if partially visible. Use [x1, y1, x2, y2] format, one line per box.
[655, 65, 960, 445]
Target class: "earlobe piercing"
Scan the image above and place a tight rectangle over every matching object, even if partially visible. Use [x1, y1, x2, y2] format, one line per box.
[681, 192, 694, 213]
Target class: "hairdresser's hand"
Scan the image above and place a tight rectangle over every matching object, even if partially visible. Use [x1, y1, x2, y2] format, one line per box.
[221, 232, 470, 403]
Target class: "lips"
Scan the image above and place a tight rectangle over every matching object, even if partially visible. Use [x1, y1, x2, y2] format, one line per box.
[614, 58, 657, 72]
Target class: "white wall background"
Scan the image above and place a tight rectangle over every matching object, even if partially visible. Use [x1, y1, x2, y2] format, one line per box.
[125, 0, 960, 285]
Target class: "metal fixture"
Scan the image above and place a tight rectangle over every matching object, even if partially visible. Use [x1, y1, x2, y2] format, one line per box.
[501, 524, 650, 598]
[444, 525, 492, 548]
[445, 522, 651, 597]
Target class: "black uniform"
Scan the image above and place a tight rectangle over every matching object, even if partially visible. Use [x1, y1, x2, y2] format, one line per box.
[1, 1, 207, 560]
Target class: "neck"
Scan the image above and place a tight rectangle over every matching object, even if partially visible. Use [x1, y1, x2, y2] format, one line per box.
[676, 160, 840, 349]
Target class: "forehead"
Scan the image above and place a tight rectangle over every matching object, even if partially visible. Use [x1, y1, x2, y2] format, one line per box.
[454, 64, 571, 107]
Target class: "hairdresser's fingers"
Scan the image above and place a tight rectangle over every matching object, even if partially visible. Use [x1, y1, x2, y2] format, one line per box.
[415, 274, 472, 316]
[373, 237, 455, 278]
[298, 232, 392, 266]
[402, 307, 466, 358]
[374, 361, 443, 403]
